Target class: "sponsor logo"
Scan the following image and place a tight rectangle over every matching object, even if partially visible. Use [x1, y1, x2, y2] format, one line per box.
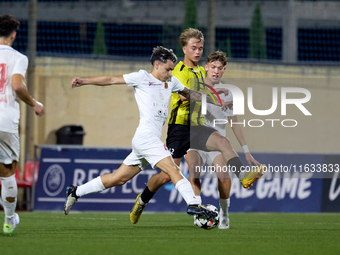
[42, 164, 66, 196]
[149, 82, 156, 86]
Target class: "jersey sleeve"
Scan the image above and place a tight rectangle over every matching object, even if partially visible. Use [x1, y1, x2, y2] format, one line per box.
[171, 76, 186, 93]
[172, 67, 190, 88]
[12, 55, 28, 78]
[123, 70, 146, 87]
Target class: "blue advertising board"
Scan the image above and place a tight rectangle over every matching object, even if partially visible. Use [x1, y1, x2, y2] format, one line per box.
[35, 146, 325, 212]
[321, 155, 340, 212]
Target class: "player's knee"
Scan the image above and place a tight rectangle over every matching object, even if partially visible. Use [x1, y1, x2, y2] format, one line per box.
[117, 178, 129, 186]
[217, 136, 232, 151]
[162, 175, 171, 184]
[159, 167, 174, 184]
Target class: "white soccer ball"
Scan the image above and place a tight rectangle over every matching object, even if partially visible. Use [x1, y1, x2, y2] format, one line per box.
[194, 204, 219, 230]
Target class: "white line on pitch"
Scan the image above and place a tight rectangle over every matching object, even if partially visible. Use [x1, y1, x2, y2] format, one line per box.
[74, 159, 124, 164]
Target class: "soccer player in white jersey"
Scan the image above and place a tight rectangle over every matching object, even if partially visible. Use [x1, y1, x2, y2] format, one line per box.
[64, 46, 231, 219]
[187, 51, 260, 229]
[0, 15, 45, 235]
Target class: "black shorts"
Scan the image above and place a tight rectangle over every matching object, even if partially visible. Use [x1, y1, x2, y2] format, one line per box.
[166, 124, 217, 159]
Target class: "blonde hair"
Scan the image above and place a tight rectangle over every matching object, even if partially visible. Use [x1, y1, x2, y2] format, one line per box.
[179, 28, 204, 46]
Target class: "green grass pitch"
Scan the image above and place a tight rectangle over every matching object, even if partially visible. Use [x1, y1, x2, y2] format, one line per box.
[1, 212, 339, 255]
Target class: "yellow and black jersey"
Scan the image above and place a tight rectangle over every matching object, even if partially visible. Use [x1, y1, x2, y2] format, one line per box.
[168, 61, 206, 126]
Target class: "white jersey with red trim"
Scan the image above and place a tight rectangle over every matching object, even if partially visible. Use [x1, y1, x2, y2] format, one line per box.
[123, 70, 185, 138]
[205, 83, 234, 136]
[0, 45, 28, 133]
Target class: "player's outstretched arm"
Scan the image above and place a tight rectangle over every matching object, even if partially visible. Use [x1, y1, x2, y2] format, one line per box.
[179, 88, 233, 111]
[178, 93, 189, 102]
[11, 74, 45, 116]
[228, 115, 260, 167]
[71, 75, 126, 88]
[178, 89, 216, 102]
[178, 87, 222, 105]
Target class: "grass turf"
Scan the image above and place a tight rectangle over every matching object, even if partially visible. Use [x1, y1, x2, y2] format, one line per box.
[1, 212, 339, 255]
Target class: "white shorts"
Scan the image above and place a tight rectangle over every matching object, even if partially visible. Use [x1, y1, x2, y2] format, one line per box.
[123, 132, 171, 170]
[191, 149, 221, 166]
[0, 131, 20, 164]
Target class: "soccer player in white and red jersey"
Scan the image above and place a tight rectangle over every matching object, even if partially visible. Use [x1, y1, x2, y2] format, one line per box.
[0, 15, 45, 235]
[64, 46, 229, 220]
[189, 51, 261, 229]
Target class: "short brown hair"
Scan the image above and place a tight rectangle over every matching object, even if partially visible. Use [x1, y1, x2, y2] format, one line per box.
[206, 51, 228, 66]
[179, 28, 204, 47]
[0, 15, 20, 37]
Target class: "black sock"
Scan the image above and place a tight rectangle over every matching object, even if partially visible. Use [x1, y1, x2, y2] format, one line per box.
[227, 157, 244, 179]
[140, 186, 155, 204]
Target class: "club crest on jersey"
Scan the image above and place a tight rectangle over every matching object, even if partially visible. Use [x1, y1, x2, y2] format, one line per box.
[164, 82, 168, 89]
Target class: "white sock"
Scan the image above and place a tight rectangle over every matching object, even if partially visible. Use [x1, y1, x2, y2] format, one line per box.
[75, 176, 105, 197]
[1, 174, 17, 222]
[219, 198, 230, 217]
[196, 196, 202, 205]
[138, 197, 145, 205]
[175, 178, 199, 205]
[239, 171, 246, 181]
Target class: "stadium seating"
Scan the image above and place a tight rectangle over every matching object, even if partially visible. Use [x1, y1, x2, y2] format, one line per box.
[23, 162, 40, 210]
[0, 166, 30, 188]
[23, 161, 39, 184]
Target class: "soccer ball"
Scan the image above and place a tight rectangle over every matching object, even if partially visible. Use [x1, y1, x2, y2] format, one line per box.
[194, 204, 219, 230]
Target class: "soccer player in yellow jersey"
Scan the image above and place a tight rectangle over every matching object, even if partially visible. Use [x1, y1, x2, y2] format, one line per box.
[168, 29, 206, 127]
[130, 29, 265, 224]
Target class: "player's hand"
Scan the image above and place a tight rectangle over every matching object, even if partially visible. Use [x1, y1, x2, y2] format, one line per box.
[33, 100, 45, 117]
[71, 77, 84, 88]
[217, 88, 229, 96]
[221, 100, 233, 111]
[245, 153, 260, 167]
